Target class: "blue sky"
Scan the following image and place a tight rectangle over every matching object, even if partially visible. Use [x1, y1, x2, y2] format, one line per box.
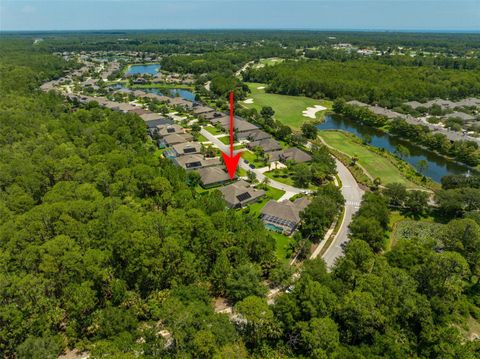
[1, 0, 479, 32]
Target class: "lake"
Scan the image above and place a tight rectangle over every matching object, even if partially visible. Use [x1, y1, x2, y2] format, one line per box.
[125, 64, 161, 76]
[317, 115, 477, 182]
[143, 87, 196, 102]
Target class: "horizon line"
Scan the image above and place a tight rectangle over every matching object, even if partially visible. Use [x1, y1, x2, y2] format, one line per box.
[1, 28, 480, 34]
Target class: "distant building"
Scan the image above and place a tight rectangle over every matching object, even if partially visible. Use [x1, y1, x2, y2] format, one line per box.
[261, 197, 311, 235]
[444, 112, 476, 122]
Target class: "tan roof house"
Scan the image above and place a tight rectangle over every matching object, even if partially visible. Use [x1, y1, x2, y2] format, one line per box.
[172, 142, 202, 156]
[219, 180, 266, 208]
[261, 197, 311, 235]
[174, 154, 221, 170]
[196, 166, 232, 188]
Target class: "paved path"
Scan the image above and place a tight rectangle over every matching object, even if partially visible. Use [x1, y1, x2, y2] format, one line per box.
[200, 128, 311, 196]
[320, 159, 364, 269]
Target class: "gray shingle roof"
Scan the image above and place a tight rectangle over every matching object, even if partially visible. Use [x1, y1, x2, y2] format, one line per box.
[219, 180, 266, 208]
[269, 148, 312, 164]
[196, 166, 231, 187]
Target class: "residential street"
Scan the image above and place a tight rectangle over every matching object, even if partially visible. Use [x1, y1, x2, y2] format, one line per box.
[199, 128, 311, 197]
[321, 159, 364, 268]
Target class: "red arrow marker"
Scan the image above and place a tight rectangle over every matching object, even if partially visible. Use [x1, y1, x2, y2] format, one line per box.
[222, 91, 241, 179]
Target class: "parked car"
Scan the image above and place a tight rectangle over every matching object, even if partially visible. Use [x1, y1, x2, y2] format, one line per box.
[249, 164, 255, 169]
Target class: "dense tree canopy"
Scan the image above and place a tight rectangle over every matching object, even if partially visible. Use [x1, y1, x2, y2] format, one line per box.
[3, 34, 480, 358]
[244, 59, 480, 106]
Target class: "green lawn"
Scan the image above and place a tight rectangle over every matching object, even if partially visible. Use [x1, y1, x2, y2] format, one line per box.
[265, 185, 285, 200]
[264, 168, 318, 190]
[242, 82, 333, 129]
[219, 136, 237, 145]
[204, 126, 223, 135]
[241, 150, 266, 167]
[248, 185, 285, 214]
[270, 232, 293, 263]
[195, 133, 209, 142]
[319, 130, 419, 188]
[264, 169, 296, 186]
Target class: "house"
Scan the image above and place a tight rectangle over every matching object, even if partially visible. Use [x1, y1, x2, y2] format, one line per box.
[260, 197, 311, 235]
[142, 92, 171, 103]
[269, 148, 312, 164]
[171, 142, 202, 156]
[247, 138, 282, 153]
[140, 113, 167, 122]
[196, 166, 232, 188]
[404, 101, 425, 110]
[426, 99, 457, 110]
[168, 97, 193, 109]
[145, 118, 173, 129]
[218, 180, 266, 208]
[244, 129, 272, 142]
[174, 154, 221, 170]
[455, 98, 480, 108]
[219, 119, 259, 135]
[192, 105, 215, 116]
[157, 124, 184, 138]
[445, 112, 476, 122]
[210, 115, 232, 126]
[130, 108, 150, 116]
[201, 111, 223, 121]
[159, 133, 193, 148]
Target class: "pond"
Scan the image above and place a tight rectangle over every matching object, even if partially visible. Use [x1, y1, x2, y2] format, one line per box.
[317, 115, 477, 182]
[143, 87, 196, 102]
[125, 63, 161, 76]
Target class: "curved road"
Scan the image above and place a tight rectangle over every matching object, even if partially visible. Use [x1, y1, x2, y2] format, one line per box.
[200, 127, 364, 269]
[321, 159, 364, 268]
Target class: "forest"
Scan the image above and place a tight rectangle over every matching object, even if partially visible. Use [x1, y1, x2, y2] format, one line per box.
[243, 59, 480, 107]
[2, 36, 480, 358]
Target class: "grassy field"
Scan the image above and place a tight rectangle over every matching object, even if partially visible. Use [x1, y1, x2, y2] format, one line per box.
[258, 58, 284, 67]
[271, 232, 293, 263]
[241, 82, 333, 129]
[386, 211, 437, 251]
[319, 130, 419, 188]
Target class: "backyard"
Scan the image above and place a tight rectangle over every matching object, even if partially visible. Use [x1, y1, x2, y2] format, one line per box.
[270, 232, 294, 263]
[241, 82, 333, 129]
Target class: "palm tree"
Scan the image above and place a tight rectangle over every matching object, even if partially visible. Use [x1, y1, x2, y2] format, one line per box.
[350, 155, 359, 166]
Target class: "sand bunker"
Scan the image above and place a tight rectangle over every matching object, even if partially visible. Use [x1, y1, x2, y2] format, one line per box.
[302, 105, 327, 119]
[257, 86, 265, 90]
[244, 98, 254, 104]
